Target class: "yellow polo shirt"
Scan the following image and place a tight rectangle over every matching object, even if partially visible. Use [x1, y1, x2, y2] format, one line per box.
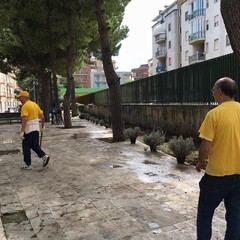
[199, 101, 240, 176]
[21, 100, 43, 120]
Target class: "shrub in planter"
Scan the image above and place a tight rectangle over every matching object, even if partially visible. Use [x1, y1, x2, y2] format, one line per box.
[99, 119, 105, 126]
[168, 135, 195, 164]
[143, 131, 165, 152]
[124, 126, 141, 144]
[79, 113, 86, 119]
[76, 103, 85, 113]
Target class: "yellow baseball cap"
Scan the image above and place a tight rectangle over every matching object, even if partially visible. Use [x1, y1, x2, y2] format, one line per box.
[16, 91, 29, 98]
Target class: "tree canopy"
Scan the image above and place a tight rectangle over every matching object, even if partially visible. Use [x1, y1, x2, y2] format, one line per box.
[0, 0, 130, 128]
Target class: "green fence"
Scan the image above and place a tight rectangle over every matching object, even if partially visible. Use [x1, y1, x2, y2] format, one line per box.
[93, 53, 240, 105]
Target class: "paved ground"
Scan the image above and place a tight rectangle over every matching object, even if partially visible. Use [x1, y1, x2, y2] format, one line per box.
[0, 117, 226, 240]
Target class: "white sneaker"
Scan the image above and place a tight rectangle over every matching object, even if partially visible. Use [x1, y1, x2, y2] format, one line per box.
[21, 164, 32, 170]
[42, 155, 50, 167]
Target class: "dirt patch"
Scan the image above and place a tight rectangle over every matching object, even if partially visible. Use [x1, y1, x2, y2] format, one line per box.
[57, 126, 85, 129]
[96, 137, 114, 143]
[0, 149, 20, 155]
[143, 160, 158, 165]
[72, 133, 89, 139]
[1, 210, 28, 224]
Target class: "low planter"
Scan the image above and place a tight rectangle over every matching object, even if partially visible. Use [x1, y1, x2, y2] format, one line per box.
[124, 127, 141, 144]
[168, 135, 195, 164]
[176, 156, 186, 164]
[143, 131, 165, 152]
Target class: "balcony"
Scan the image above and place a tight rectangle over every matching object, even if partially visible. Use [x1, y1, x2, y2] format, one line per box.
[156, 65, 166, 72]
[155, 47, 167, 59]
[189, 52, 205, 65]
[189, 31, 205, 45]
[155, 33, 166, 43]
[189, 9, 205, 21]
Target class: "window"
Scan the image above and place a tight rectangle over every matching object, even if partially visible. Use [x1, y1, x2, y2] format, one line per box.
[214, 15, 219, 27]
[185, 11, 188, 21]
[206, 20, 209, 31]
[185, 31, 188, 42]
[226, 35, 230, 46]
[214, 0, 219, 3]
[180, 46, 182, 53]
[169, 57, 172, 66]
[206, 0, 209, 8]
[168, 40, 171, 49]
[214, 39, 219, 51]
[168, 23, 171, 32]
[206, 42, 209, 53]
[185, 51, 189, 61]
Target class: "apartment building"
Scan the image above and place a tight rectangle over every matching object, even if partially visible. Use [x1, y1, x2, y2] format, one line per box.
[0, 73, 19, 112]
[152, 1, 179, 75]
[152, 0, 233, 74]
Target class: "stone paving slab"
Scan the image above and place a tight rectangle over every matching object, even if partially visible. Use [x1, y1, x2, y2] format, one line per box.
[0, 118, 226, 239]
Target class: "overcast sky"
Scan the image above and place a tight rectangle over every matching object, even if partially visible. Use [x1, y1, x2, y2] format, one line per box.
[113, 0, 173, 71]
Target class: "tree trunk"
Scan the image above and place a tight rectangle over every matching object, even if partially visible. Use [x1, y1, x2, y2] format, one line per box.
[63, 0, 76, 128]
[39, 72, 51, 122]
[50, 45, 59, 109]
[47, 5, 59, 109]
[95, 0, 124, 142]
[71, 80, 78, 116]
[221, 0, 240, 64]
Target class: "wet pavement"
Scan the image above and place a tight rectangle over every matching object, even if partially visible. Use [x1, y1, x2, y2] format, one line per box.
[0, 117, 226, 240]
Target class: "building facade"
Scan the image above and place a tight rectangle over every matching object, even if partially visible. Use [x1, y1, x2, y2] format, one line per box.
[74, 57, 131, 89]
[152, 0, 233, 75]
[73, 63, 91, 88]
[91, 71, 132, 88]
[131, 64, 149, 80]
[0, 73, 19, 112]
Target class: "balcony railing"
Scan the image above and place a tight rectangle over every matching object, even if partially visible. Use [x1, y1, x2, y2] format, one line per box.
[155, 47, 167, 58]
[156, 65, 166, 72]
[189, 31, 205, 43]
[189, 9, 206, 21]
[155, 33, 166, 43]
[189, 52, 205, 64]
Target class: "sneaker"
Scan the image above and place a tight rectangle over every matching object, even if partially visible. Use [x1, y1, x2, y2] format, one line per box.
[21, 164, 32, 170]
[42, 155, 50, 167]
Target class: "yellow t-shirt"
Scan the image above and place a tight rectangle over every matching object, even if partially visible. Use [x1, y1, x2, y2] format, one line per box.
[21, 100, 43, 120]
[199, 101, 240, 176]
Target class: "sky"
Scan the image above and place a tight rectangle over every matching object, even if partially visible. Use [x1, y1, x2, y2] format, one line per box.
[113, 0, 173, 72]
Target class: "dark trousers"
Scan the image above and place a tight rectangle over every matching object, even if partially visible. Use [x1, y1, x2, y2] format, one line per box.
[22, 131, 45, 166]
[197, 173, 240, 240]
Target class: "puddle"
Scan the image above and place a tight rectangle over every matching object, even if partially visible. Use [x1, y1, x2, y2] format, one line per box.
[92, 163, 124, 169]
[121, 150, 197, 184]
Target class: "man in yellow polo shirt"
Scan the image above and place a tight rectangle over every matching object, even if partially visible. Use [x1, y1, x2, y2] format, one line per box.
[196, 77, 240, 239]
[17, 91, 50, 169]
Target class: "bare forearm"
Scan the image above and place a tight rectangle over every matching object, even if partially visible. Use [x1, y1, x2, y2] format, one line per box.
[21, 117, 28, 132]
[196, 139, 212, 172]
[40, 114, 45, 128]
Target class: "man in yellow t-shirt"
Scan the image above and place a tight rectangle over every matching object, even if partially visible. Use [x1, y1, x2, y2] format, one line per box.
[17, 91, 50, 169]
[196, 77, 240, 239]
